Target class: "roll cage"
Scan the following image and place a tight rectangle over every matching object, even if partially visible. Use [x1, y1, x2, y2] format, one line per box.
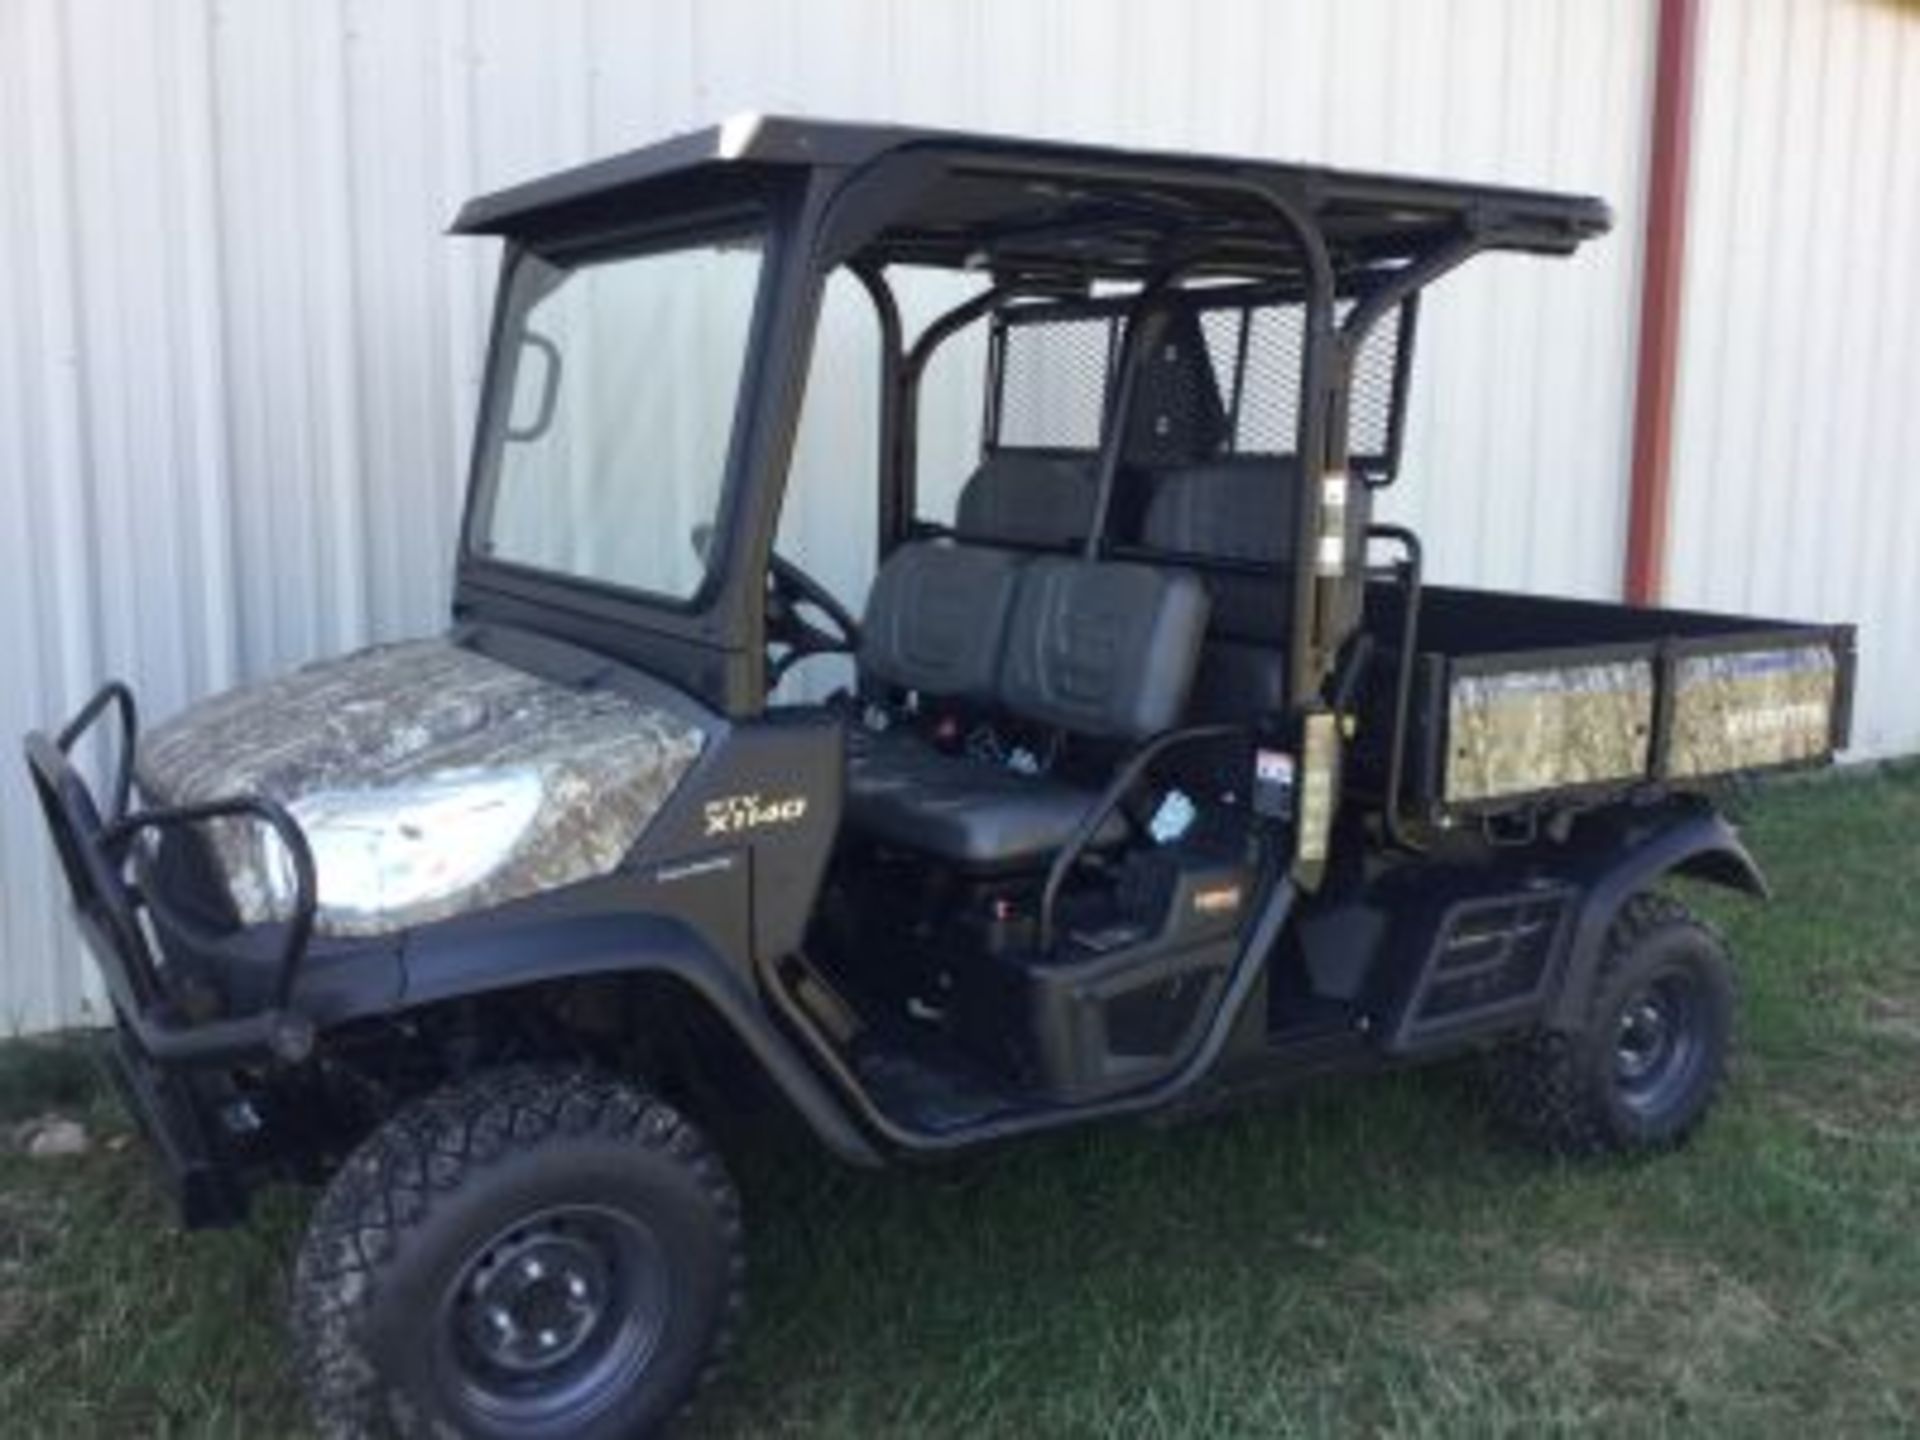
[450, 115, 1610, 719]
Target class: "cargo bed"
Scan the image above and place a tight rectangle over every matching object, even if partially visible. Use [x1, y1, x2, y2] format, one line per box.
[1358, 584, 1856, 822]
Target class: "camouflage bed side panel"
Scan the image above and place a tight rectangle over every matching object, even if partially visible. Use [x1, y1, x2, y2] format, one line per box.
[1444, 660, 1654, 806]
[136, 638, 705, 936]
[1668, 646, 1837, 779]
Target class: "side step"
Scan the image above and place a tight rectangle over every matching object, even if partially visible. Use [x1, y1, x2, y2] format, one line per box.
[777, 953, 1021, 1136]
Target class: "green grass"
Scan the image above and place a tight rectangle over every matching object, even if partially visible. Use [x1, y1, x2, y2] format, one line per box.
[3, 769, 1918, 1437]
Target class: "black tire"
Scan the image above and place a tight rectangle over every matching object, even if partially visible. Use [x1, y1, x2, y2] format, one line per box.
[1489, 893, 1735, 1155]
[291, 1065, 743, 1439]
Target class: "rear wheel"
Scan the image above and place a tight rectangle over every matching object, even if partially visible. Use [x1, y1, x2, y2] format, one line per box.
[292, 1066, 742, 1438]
[1489, 893, 1735, 1155]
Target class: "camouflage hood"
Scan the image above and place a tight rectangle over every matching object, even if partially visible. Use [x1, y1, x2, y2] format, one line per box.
[136, 638, 706, 937]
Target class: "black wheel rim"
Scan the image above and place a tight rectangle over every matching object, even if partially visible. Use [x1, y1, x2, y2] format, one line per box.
[1611, 967, 1706, 1118]
[437, 1204, 670, 1428]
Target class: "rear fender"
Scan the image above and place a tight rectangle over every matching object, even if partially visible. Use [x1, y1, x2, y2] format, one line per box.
[400, 910, 880, 1167]
[1546, 807, 1766, 1031]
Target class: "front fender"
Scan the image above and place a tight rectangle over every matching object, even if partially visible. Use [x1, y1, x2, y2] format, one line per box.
[1546, 806, 1766, 1030]
[400, 908, 881, 1168]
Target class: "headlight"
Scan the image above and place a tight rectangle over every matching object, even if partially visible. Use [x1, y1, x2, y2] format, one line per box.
[266, 768, 544, 928]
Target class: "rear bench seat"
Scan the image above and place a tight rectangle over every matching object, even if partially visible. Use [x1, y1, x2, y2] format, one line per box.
[849, 543, 1209, 871]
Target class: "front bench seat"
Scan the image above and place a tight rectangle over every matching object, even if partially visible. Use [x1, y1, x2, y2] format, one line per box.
[850, 540, 1124, 870]
[847, 546, 1209, 871]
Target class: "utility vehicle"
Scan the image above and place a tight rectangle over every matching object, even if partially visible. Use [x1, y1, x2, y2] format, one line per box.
[26, 118, 1855, 1437]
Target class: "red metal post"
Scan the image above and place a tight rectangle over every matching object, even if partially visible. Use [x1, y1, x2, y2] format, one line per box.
[1624, 0, 1701, 605]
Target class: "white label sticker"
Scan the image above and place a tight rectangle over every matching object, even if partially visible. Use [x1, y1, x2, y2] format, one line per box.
[1256, 749, 1296, 786]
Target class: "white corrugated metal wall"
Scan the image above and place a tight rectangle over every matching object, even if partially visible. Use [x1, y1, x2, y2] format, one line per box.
[1667, 0, 1920, 758]
[0, 0, 1673, 1032]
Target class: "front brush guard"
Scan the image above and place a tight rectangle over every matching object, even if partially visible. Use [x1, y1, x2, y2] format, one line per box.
[23, 681, 318, 1065]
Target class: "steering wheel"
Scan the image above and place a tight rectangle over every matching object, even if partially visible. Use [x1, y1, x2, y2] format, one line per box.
[690, 526, 860, 686]
[766, 549, 861, 682]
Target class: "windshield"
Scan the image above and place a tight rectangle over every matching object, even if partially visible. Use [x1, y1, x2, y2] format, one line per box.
[472, 226, 765, 601]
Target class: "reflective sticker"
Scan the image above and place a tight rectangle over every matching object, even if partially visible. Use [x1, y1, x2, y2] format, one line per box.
[1315, 470, 1350, 578]
[1192, 883, 1244, 916]
[1297, 714, 1339, 864]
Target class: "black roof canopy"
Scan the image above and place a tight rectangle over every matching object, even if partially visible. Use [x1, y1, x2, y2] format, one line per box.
[451, 115, 1611, 287]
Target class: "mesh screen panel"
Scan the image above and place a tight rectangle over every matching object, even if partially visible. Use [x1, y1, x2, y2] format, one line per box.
[991, 294, 1408, 472]
[1344, 303, 1402, 464]
[1225, 304, 1307, 455]
[1198, 308, 1244, 411]
[995, 315, 1116, 449]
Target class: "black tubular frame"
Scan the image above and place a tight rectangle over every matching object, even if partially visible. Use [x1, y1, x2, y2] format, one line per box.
[815, 151, 1532, 905]
[109, 799, 318, 1015]
[763, 871, 1298, 1153]
[848, 262, 905, 566]
[895, 278, 1023, 530]
[1036, 722, 1249, 951]
[811, 146, 1341, 705]
[56, 679, 138, 824]
[1339, 232, 1486, 355]
[1364, 523, 1426, 851]
[800, 141, 1605, 762]
[24, 682, 320, 1064]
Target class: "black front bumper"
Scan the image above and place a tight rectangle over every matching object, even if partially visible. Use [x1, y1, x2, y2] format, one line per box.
[101, 1023, 250, 1229]
[24, 682, 320, 1228]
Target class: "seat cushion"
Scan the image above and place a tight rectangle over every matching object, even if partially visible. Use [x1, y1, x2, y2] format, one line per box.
[858, 542, 1024, 702]
[998, 557, 1210, 741]
[846, 728, 1126, 871]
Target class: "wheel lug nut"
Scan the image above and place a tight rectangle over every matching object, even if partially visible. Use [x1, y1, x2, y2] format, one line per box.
[523, 1258, 545, 1281]
[539, 1329, 559, 1348]
[488, 1306, 513, 1333]
[567, 1276, 587, 1300]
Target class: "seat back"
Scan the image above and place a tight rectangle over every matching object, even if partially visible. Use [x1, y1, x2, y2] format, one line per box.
[859, 542, 1024, 703]
[1138, 458, 1296, 633]
[998, 557, 1210, 741]
[1137, 458, 1298, 721]
[954, 450, 1098, 549]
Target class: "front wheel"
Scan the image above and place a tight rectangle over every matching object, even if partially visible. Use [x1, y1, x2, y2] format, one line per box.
[292, 1066, 743, 1438]
[1489, 893, 1736, 1155]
